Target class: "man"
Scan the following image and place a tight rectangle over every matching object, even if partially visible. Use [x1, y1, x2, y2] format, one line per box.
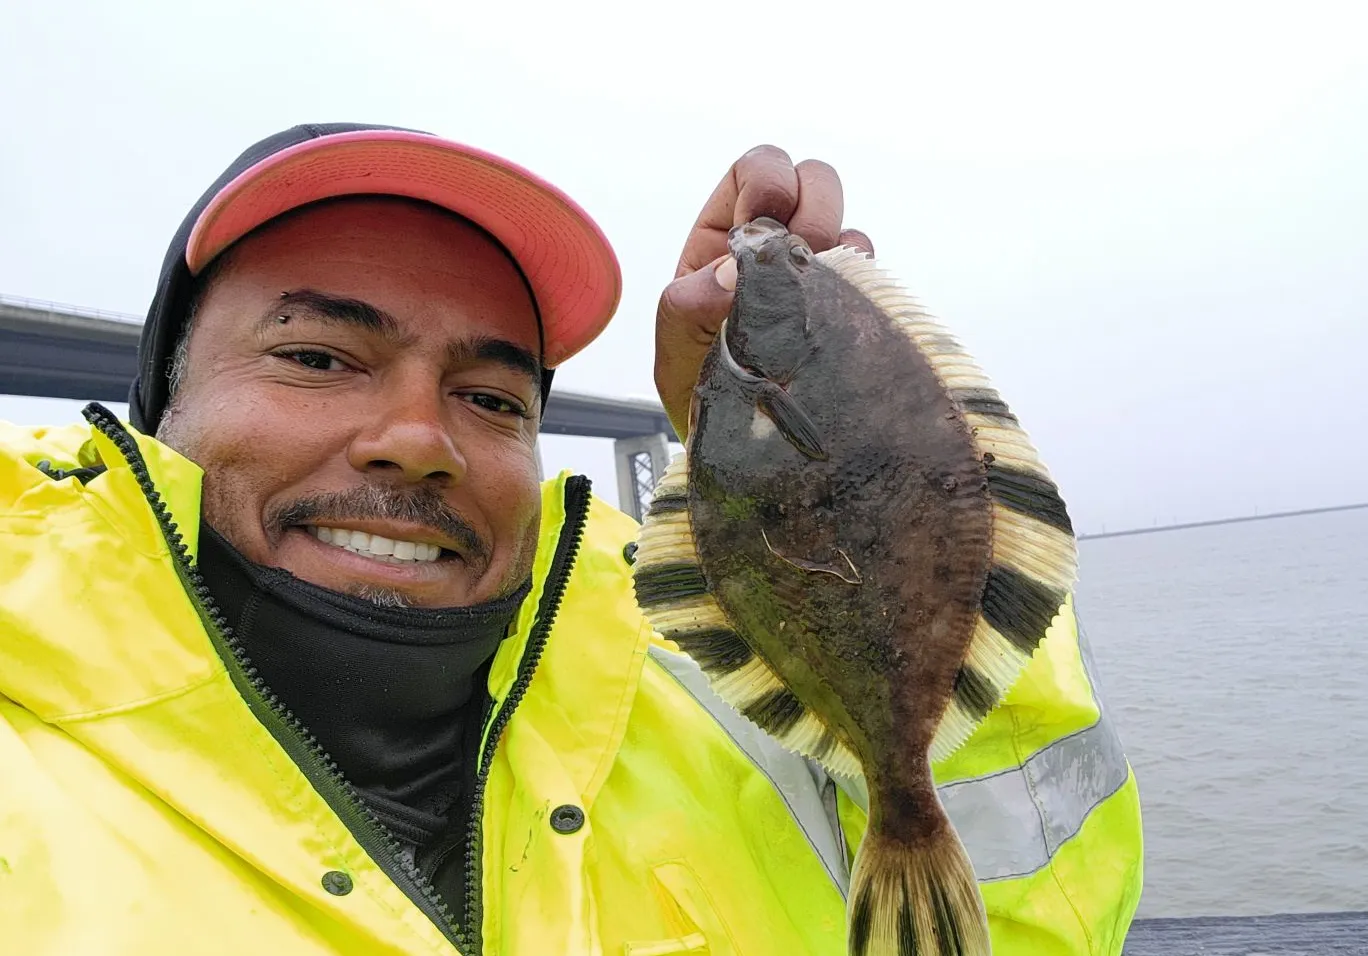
[0, 123, 1143, 954]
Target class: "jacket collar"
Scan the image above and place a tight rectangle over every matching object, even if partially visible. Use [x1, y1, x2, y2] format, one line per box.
[0, 403, 650, 807]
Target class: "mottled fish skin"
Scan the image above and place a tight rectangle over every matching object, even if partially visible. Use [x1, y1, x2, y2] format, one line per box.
[687, 220, 994, 814]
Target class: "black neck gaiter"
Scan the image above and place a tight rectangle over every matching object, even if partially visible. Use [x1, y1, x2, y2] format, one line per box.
[195, 524, 528, 852]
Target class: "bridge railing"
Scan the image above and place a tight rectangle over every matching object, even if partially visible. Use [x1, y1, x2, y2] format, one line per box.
[0, 293, 143, 326]
[0, 293, 674, 520]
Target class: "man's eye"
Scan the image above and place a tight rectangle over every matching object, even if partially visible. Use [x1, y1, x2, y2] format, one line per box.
[465, 393, 528, 418]
[277, 349, 346, 372]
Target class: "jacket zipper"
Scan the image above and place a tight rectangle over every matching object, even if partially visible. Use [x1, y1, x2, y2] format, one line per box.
[83, 403, 592, 955]
[456, 471, 590, 952]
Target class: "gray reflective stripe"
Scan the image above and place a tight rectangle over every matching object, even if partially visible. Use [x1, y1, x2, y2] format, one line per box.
[649, 637, 1131, 891]
[943, 717, 1127, 881]
[648, 645, 852, 896]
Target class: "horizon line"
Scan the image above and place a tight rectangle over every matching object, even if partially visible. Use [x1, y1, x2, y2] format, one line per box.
[1078, 501, 1368, 541]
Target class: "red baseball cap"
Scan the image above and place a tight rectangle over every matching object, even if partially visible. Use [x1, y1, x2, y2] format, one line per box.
[131, 122, 621, 433]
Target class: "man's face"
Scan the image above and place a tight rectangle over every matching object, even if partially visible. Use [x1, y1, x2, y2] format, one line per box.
[157, 197, 544, 608]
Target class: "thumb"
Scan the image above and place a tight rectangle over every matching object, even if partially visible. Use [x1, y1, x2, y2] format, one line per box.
[654, 253, 736, 440]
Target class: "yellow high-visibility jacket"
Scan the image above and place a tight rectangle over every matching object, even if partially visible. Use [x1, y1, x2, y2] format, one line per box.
[0, 408, 1143, 955]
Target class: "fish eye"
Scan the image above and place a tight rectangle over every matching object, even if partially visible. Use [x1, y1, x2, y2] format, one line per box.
[789, 243, 813, 266]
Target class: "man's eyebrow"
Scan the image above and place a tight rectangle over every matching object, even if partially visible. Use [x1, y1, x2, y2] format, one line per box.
[257, 291, 541, 389]
[255, 289, 403, 338]
[448, 336, 543, 388]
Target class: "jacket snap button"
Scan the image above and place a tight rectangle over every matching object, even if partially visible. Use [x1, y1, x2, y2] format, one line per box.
[622, 541, 638, 565]
[322, 870, 353, 896]
[550, 804, 585, 834]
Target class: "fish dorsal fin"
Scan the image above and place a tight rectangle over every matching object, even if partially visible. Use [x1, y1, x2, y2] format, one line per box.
[633, 452, 862, 779]
[817, 244, 1080, 763]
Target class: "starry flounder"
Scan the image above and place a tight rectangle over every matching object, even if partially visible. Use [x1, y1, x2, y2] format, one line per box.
[633, 218, 1077, 956]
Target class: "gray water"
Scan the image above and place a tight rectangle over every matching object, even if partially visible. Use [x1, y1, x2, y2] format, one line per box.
[1075, 507, 1368, 919]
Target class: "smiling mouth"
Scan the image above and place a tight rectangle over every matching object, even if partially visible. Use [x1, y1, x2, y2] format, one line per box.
[306, 525, 450, 565]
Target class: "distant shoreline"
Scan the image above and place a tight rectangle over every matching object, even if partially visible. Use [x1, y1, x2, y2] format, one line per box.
[1078, 501, 1368, 541]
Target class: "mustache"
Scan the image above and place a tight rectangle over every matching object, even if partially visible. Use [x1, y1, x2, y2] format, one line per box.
[267, 485, 489, 564]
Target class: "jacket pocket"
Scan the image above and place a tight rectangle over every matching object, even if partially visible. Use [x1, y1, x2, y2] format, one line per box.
[622, 861, 739, 956]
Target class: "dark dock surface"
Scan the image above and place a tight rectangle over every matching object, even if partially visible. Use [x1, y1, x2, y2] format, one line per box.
[1124, 911, 1368, 955]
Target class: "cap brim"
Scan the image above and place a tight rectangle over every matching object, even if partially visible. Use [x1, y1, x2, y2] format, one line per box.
[186, 129, 621, 369]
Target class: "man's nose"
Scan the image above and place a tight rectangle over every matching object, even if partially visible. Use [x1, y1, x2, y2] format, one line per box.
[346, 378, 467, 484]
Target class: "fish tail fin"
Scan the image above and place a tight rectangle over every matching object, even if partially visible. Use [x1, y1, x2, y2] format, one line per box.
[848, 795, 990, 956]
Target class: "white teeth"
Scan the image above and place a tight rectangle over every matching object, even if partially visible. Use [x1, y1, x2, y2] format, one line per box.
[307, 526, 443, 564]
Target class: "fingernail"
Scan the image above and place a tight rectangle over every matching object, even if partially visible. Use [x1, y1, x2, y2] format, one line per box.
[714, 256, 738, 292]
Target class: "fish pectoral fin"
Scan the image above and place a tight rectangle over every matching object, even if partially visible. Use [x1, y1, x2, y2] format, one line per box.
[760, 529, 861, 584]
[756, 383, 828, 461]
[716, 316, 826, 460]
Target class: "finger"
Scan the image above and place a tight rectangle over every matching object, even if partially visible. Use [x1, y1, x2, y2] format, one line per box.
[838, 228, 875, 256]
[731, 147, 802, 225]
[658, 253, 734, 346]
[655, 254, 736, 438]
[786, 159, 844, 253]
[677, 145, 800, 276]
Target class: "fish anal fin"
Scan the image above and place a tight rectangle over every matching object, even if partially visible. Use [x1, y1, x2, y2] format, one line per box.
[732, 680, 864, 779]
[708, 655, 788, 716]
[635, 452, 863, 779]
[781, 709, 863, 779]
[635, 451, 817, 759]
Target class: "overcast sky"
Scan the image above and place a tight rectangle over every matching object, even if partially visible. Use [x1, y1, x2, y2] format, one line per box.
[1, 1, 1364, 534]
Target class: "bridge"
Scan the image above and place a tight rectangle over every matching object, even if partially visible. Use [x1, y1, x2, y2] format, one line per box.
[0, 294, 675, 520]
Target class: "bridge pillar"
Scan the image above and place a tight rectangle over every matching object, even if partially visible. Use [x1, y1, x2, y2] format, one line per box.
[614, 433, 670, 522]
